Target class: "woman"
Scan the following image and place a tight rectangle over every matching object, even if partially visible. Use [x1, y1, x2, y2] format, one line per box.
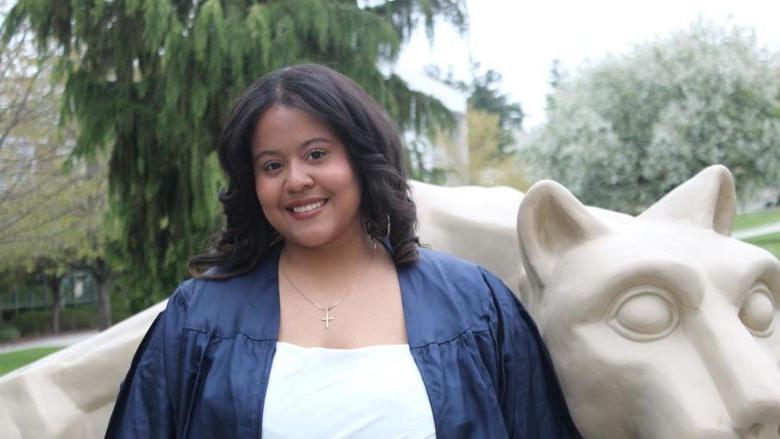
[106, 64, 580, 438]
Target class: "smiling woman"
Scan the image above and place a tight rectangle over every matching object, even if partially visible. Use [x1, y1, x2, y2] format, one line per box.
[251, 106, 363, 251]
[187, 64, 419, 279]
[105, 64, 581, 438]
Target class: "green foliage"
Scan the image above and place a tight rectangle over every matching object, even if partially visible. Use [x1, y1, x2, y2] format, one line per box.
[60, 306, 100, 330]
[0, 22, 109, 285]
[526, 22, 780, 213]
[467, 109, 529, 190]
[3, 0, 466, 305]
[429, 64, 524, 154]
[109, 284, 136, 321]
[0, 322, 20, 343]
[0, 347, 62, 376]
[466, 69, 523, 153]
[10, 306, 99, 336]
[0, 148, 109, 274]
[11, 310, 53, 335]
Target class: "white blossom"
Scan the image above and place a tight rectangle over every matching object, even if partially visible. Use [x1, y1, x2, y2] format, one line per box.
[525, 22, 780, 213]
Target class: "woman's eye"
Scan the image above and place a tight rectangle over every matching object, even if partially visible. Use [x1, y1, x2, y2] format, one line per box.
[262, 162, 282, 173]
[306, 149, 327, 161]
[607, 286, 680, 342]
[739, 284, 775, 337]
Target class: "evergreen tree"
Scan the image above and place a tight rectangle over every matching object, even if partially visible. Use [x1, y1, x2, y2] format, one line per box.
[467, 109, 528, 190]
[3, 0, 466, 309]
[467, 68, 523, 153]
[428, 64, 523, 154]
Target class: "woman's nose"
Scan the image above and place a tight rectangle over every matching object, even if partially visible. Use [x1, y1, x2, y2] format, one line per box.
[285, 163, 314, 192]
[691, 302, 780, 436]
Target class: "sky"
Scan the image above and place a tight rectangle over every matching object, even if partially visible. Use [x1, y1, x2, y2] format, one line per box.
[394, 0, 780, 128]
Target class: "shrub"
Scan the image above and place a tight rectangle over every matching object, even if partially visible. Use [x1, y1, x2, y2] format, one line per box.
[60, 308, 99, 331]
[11, 306, 101, 336]
[0, 323, 20, 343]
[12, 310, 51, 336]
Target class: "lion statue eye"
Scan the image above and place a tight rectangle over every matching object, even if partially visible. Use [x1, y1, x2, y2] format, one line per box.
[608, 287, 680, 342]
[739, 284, 775, 337]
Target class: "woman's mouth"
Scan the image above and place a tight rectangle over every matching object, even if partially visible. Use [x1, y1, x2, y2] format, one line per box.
[291, 200, 325, 213]
[286, 199, 328, 219]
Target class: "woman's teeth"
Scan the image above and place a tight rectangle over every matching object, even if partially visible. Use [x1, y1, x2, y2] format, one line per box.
[292, 200, 325, 213]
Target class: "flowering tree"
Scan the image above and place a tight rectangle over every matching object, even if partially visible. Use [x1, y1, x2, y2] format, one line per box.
[526, 23, 780, 213]
[0, 23, 113, 330]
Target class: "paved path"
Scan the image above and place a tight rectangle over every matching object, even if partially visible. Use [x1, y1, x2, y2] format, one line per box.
[733, 222, 780, 240]
[0, 330, 98, 354]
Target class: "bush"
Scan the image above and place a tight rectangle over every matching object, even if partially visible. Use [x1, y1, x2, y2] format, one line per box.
[110, 289, 135, 324]
[11, 310, 51, 336]
[111, 306, 134, 325]
[60, 308, 99, 331]
[11, 306, 100, 336]
[0, 323, 20, 343]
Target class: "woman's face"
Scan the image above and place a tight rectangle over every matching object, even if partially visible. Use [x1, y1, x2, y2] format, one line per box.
[251, 105, 363, 249]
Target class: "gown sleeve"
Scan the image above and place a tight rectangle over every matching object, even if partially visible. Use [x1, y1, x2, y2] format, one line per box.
[105, 287, 188, 439]
[479, 268, 582, 438]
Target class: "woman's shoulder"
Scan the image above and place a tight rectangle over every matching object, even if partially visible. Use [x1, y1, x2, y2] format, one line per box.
[163, 257, 280, 339]
[175, 267, 263, 305]
[413, 246, 509, 290]
[406, 247, 516, 329]
[415, 246, 482, 273]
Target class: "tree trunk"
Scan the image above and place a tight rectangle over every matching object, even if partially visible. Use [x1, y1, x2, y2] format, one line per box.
[90, 258, 113, 330]
[50, 276, 61, 334]
[96, 275, 112, 330]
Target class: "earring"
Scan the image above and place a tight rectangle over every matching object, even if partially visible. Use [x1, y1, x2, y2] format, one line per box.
[385, 214, 391, 239]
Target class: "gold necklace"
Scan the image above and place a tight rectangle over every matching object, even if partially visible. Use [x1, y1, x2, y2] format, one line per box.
[280, 239, 377, 329]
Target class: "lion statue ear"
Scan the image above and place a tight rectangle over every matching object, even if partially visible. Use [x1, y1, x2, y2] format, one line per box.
[517, 180, 607, 303]
[638, 165, 736, 236]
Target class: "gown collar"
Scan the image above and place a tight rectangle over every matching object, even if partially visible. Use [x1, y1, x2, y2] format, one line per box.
[243, 242, 457, 348]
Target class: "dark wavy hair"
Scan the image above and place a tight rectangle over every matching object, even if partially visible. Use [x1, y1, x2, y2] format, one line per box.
[189, 64, 419, 278]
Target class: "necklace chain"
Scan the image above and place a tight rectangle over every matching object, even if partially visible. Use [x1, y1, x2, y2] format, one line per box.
[280, 239, 377, 329]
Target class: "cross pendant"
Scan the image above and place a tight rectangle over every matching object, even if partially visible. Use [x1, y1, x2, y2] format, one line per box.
[321, 308, 334, 329]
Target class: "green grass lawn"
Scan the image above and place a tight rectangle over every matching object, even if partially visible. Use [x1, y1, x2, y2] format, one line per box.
[734, 207, 780, 231]
[743, 232, 780, 260]
[0, 347, 61, 376]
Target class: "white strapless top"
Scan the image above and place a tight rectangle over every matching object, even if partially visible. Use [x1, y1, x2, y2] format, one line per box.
[262, 342, 436, 438]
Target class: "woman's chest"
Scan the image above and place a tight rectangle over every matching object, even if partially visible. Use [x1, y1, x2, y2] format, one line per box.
[276, 273, 407, 348]
[176, 329, 507, 438]
[262, 342, 435, 438]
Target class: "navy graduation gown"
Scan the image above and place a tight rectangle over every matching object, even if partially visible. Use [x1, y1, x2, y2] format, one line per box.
[106, 247, 581, 438]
